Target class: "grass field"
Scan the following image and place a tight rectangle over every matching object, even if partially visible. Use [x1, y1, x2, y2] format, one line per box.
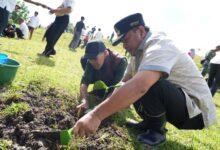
[0, 28, 219, 150]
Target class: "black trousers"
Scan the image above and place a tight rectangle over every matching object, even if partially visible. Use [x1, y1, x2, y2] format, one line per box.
[16, 28, 24, 39]
[42, 15, 69, 55]
[134, 80, 204, 130]
[0, 7, 9, 36]
[208, 63, 220, 96]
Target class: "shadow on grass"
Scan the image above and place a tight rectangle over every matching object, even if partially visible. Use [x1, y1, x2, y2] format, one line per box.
[126, 128, 194, 150]
[35, 56, 55, 67]
[114, 109, 194, 150]
[215, 103, 220, 109]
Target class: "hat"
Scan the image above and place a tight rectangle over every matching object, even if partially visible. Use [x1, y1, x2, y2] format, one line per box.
[112, 13, 145, 46]
[84, 41, 106, 59]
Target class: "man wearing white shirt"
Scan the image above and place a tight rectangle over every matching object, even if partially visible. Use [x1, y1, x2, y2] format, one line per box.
[28, 11, 40, 40]
[73, 13, 217, 146]
[94, 28, 103, 41]
[39, 0, 75, 57]
[16, 18, 29, 39]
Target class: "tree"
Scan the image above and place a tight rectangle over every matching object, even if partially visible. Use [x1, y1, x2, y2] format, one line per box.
[11, 1, 29, 23]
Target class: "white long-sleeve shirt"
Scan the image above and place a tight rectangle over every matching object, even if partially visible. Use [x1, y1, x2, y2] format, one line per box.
[28, 16, 40, 28]
[20, 22, 29, 39]
[210, 52, 220, 64]
[94, 31, 103, 41]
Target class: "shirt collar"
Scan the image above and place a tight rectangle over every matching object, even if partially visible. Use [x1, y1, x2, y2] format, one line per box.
[137, 31, 152, 51]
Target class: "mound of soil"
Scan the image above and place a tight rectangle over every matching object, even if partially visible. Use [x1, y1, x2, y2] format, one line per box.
[0, 83, 129, 150]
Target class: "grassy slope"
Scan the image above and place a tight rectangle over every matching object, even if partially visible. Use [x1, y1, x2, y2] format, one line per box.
[0, 29, 219, 150]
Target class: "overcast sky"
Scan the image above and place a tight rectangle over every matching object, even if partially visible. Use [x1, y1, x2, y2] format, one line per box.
[24, 0, 220, 54]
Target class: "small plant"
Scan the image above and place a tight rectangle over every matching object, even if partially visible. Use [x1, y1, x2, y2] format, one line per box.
[0, 139, 12, 150]
[2, 102, 30, 117]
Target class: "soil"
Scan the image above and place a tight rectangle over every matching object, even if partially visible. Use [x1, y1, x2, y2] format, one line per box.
[0, 82, 129, 150]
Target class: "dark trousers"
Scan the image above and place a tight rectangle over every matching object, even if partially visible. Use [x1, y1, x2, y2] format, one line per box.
[134, 80, 204, 130]
[0, 7, 9, 36]
[208, 63, 220, 96]
[16, 28, 24, 39]
[42, 15, 69, 55]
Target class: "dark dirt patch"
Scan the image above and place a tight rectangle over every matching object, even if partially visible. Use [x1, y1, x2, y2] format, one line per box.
[0, 82, 130, 150]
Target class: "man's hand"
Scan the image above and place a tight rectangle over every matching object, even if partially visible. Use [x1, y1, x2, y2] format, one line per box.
[73, 111, 101, 136]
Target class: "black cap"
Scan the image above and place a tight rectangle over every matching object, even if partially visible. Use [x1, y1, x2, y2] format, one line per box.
[112, 13, 145, 46]
[84, 41, 106, 59]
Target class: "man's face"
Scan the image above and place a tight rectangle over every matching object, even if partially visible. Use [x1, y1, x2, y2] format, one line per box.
[122, 27, 144, 56]
[88, 52, 105, 70]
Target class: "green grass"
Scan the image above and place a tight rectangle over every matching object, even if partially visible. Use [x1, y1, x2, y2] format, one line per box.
[0, 28, 219, 150]
[1, 102, 30, 117]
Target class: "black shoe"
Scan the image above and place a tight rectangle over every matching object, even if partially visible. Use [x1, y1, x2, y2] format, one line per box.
[137, 129, 166, 146]
[49, 50, 56, 55]
[45, 50, 56, 57]
[125, 120, 149, 131]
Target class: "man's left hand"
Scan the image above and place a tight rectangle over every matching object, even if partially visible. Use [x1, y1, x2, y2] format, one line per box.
[73, 111, 101, 136]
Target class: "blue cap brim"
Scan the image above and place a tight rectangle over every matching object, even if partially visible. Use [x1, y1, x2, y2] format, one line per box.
[112, 34, 125, 46]
[84, 53, 98, 59]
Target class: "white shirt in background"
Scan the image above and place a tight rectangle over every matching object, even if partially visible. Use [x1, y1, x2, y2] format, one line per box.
[94, 31, 103, 41]
[62, 0, 75, 15]
[28, 16, 40, 28]
[0, 0, 17, 12]
[210, 52, 220, 64]
[20, 22, 29, 39]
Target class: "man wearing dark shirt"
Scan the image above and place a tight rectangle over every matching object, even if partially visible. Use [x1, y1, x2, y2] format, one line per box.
[69, 16, 85, 50]
[77, 41, 127, 111]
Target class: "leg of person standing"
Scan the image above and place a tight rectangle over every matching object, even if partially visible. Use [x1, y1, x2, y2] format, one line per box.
[41, 15, 69, 57]
[69, 31, 81, 51]
[0, 7, 10, 36]
[210, 81, 219, 96]
[201, 61, 209, 77]
[28, 26, 34, 40]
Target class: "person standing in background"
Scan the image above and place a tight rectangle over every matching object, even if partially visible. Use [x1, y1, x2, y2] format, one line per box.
[28, 11, 40, 40]
[201, 47, 220, 76]
[207, 46, 220, 96]
[94, 28, 103, 41]
[38, 0, 75, 57]
[69, 16, 85, 51]
[109, 31, 115, 43]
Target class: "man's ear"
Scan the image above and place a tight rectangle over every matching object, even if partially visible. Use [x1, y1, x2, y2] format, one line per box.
[103, 50, 108, 57]
[138, 26, 147, 38]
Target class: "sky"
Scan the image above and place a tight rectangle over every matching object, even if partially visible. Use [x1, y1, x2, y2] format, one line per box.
[24, 0, 220, 55]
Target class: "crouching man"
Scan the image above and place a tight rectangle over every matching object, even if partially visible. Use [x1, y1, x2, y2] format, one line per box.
[77, 40, 127, 112]
[73, 13, 217, 146]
